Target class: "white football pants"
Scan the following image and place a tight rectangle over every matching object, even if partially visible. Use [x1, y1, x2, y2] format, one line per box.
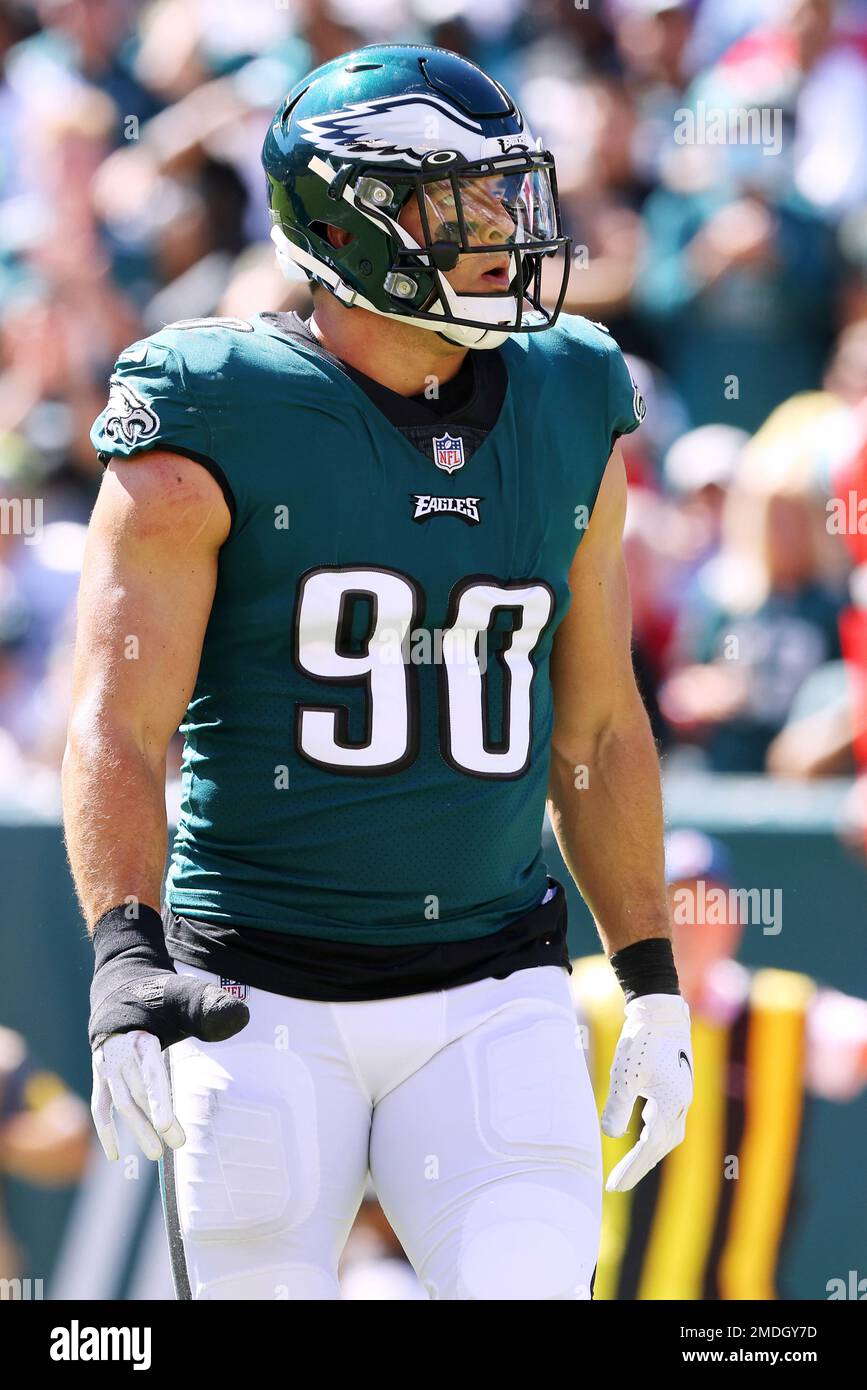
[161, 963, 602, 1300]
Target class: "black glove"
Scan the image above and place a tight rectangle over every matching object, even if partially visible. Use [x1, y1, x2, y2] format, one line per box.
[89, 904, 250, 1051]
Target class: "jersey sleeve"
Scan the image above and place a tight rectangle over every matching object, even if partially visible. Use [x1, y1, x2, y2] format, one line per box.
[607, 339, 645, 448]
[90, 337, 236, 524]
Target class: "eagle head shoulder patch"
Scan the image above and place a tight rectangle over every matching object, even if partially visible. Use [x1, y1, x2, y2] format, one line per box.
[102, 379, 161, 448]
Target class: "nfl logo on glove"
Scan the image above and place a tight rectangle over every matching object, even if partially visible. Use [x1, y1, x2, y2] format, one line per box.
[220, 979, 248, 1001]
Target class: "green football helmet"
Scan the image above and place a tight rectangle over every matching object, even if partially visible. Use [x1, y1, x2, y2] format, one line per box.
[262, 44, 571, 349]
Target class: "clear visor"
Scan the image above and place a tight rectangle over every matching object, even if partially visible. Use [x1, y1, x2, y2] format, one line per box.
[418, 167, 557, 249]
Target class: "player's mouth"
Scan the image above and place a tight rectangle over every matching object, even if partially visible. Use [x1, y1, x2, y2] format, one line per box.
[477, 258, 512, 290]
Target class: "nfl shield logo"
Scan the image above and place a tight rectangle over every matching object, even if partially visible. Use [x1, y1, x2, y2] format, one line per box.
[220, 978, 248, 1001]
[432, 432, 465, 474]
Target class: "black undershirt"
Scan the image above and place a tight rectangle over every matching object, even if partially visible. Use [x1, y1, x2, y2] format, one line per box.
[165, 885, 570, 1003]
[257, 311, 507, 459]
[165, 315, 568, 1000]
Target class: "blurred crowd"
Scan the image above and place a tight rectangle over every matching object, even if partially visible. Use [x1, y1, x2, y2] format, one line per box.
[1, 0, 867, 813]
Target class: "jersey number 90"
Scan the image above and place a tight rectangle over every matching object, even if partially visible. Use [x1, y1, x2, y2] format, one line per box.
[294, 567, 554, 779]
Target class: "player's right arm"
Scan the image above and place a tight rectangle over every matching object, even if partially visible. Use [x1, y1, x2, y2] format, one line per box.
[63, 451, 248, 1161]
[63, 451, 229, 923]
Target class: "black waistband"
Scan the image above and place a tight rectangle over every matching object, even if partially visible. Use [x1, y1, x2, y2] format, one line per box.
[163, 882, 570, 1003]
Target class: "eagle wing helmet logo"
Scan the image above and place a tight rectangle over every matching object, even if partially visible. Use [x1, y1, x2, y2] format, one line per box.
[295, 94, 489, 167]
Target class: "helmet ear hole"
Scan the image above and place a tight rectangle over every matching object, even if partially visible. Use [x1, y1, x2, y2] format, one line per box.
[312, 221, 353, 250]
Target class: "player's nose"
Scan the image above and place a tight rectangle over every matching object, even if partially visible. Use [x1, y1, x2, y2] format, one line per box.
[485, 199, 517, 244]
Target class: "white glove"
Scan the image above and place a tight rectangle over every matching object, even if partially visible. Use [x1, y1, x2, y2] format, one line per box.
[602, 993, 693, 1192]
[91, 1030, 186, 1162]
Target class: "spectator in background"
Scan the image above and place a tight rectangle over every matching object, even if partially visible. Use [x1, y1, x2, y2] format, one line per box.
[629, 0, 867, 431]
[662, 424, 749, 576]
[0, 1024, 90, 1281]
[0, 572, 32, 775]
[537, 75, 648, 349]
[818, 393, 867, 800]
[765, 656, 862, 776]
[536, 0, 697, 351]
[140, 155, 251, 329]
[611, 0, 696, 184]
[633, 137, 841, 431]
[3, 0, 162, 161]
[660, 398, 847, 770]
[620, 424, 749, 741]
[622, 487, 683, 742]
[572, 830, 867, 1300]
[340, 1185, 425, 1301]
[0, 80, 142, 497]
[685, 0, 789, 73]
[710, 0, 867, 219]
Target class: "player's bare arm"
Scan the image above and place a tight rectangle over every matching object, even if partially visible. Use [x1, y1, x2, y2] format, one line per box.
[548, 444, 693, 1192]
[62, 452, 248, 1161]
[63, 451, 229, 925]
[548, 444, 669, 952]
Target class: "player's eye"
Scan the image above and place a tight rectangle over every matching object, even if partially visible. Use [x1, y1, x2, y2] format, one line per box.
[436, 219, 462, 240]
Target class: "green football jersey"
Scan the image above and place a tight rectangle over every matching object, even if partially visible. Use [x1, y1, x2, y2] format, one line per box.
[91, 313, 642, 945]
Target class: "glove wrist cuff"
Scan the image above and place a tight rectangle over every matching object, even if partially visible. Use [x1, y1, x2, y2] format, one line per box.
[610, 936, 680, 1003]
[89, 904, 177, 1051]
[91, 904, 171, 974]
[624, 992, 690, 1020]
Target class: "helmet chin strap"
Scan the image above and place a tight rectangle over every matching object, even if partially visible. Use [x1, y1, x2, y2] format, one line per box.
[431, 250, 520, 349]
[436, 323, 509, 350]
[271, 226, 513, 351]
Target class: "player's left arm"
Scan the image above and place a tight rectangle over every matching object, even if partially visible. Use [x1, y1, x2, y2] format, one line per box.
[548, 445, 668, 951]
[548, 444, 693, 1192]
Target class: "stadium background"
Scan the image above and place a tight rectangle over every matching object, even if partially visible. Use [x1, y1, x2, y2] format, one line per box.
[0, 0, 865, 1300]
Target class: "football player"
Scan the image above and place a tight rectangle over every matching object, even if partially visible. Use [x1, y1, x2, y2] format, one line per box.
[63, 44, 692, 1301]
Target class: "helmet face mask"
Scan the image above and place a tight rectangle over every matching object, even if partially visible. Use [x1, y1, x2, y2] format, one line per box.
[263, 46, 572, 348]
